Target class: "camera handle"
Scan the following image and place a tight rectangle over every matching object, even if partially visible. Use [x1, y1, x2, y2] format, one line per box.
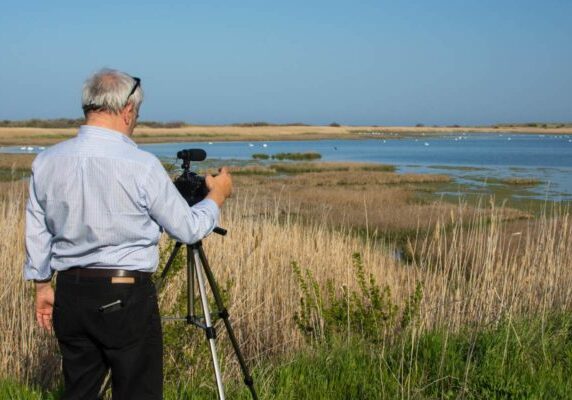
[156, 230, 258, 400]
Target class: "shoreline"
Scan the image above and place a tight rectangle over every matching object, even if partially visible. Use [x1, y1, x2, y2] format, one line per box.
[0, 125, 571, 146]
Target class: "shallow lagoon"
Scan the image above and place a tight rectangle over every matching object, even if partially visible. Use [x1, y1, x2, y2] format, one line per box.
[2, 133, 572, 200]
[141, 133, 572, 201]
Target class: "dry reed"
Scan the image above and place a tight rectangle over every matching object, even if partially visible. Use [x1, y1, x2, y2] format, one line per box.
[1, 181, 570, 389]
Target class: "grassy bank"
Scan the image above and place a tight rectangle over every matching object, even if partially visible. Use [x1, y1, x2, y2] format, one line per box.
[3, 313, 572, 399]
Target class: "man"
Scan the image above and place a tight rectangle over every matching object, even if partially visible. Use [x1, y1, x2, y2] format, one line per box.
[24, 68, 232, 399]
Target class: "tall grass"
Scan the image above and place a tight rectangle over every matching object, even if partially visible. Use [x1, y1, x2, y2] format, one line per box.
[0, 184, 60, 388]
[1, 181, 571, 394]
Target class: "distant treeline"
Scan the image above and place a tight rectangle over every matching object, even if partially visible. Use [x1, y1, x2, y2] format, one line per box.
[492, 122, 571, 129]
[231, 121, 310, 127]
[0, 118, 86, 128]
[0, 119, 192, 129]
[1, 119, 570, 129]
[0, 119, 314, 129]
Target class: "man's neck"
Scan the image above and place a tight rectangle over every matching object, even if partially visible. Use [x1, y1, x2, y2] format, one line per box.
[85, 114, 131, 136]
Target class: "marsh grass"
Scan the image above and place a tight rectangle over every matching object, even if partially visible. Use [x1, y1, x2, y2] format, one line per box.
[1, 171, 571, 396]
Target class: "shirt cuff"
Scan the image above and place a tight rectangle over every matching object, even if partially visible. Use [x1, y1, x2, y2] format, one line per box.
[23, 263, 53, 282]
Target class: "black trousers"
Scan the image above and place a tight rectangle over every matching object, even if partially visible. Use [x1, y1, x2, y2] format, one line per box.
[53, 273, 163, 400]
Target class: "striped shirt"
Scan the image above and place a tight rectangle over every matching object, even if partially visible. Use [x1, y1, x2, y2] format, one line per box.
[24, 125, 219, 281]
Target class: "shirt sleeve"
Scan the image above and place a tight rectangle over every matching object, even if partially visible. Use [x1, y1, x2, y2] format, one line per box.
[142, 158, 220, 244]
[23, 170, 54, 281]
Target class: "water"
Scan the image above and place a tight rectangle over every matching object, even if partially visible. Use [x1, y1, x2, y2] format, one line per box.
[2, 133, 572, 200]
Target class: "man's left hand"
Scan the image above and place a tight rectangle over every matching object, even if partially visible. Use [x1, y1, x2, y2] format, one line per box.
[35, 282, 54, 332]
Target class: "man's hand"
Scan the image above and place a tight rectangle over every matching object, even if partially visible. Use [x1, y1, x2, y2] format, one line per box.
[35, 282, 54, 332]
[206, 167, 233, 207]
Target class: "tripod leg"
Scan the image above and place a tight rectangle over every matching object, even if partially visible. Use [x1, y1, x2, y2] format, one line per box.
[187, 247, 195, 319]
[192, 249, 226, 400]
[155, 242, 183, 292]
[197, 246, 258, 400]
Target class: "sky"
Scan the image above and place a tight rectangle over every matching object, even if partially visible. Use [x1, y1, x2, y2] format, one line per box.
[0, 0, 571, 126]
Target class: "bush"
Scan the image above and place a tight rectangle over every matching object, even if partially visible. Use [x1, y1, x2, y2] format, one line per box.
[252, 153, 270, 160]
[329, 122, 340, 127]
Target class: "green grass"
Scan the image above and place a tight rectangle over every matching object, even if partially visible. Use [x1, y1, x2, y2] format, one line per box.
[6, 313, 572, 399]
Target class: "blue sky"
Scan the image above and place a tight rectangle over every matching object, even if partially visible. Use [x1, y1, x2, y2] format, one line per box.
[0, 0, 570, 125]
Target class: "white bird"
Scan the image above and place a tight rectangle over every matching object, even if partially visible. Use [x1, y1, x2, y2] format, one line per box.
[39, 146, 45, 150]
[208, 142, 213, 145]
[26, 146, 34, 151]
[248, 143, 254, 147]
[20, 147, 26, 150]
[262, 144, 268, 148]
[424, 142, 429, 146]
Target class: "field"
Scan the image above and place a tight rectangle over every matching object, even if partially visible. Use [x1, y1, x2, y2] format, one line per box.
[1, 155, 572, 399]
[0, 123, 572, 145]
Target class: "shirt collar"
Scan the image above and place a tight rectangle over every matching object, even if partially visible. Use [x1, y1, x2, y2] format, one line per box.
[78, 125, 138, 148]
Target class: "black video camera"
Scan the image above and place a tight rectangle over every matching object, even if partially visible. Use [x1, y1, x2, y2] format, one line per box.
[174, 149, 209, 206]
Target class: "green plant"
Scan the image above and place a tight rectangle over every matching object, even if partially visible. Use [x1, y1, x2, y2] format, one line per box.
[292, 253, 404, 343]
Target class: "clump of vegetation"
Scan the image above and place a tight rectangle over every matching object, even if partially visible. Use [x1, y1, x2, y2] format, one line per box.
[272, 152, 321, 161]
[359, 164, 395, 172]
[329, 122, 341, 127]
[292, 253, 423, 343]
[473, 176, 542, 187]
[500, 177, 541, 186]
[271, 163, 349, 174]
[252, 153, 270, 160]
[230, 165, 276, 176]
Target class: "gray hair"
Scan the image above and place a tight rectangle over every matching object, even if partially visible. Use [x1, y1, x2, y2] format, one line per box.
[81, 68, 143, 115]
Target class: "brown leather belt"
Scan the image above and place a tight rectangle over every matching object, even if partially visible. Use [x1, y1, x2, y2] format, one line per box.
[59, 267, 152, 279]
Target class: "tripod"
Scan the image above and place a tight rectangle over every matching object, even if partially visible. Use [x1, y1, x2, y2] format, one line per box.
[156, 228, 258, 400]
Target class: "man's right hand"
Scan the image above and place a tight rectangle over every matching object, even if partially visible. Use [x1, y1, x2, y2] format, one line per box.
[206, 167, 233, 207]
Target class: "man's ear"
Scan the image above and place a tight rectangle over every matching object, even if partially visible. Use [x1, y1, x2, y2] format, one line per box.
[122, 104, 134, 125]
